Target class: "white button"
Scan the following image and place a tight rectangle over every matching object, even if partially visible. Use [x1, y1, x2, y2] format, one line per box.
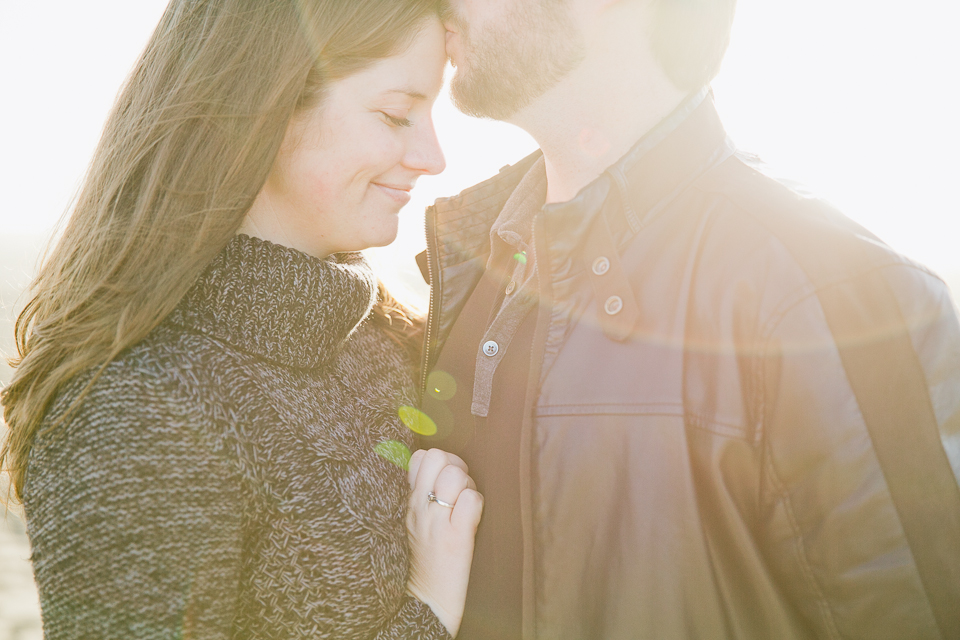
[482, 340, 500, 357]
[505, 280, 517, 295]
[604, 296, 624, 315]
[592, 256, 610, 276]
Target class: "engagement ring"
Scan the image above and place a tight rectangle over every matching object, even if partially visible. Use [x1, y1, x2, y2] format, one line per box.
[427, 491, 455, 508]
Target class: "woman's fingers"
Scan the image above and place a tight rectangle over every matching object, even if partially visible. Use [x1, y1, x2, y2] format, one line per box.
[404, 450, 483, 637]
[408, 449, 480, 528]
[411, 449, 454, 496]
[411, 449, 469, 493]
[440, 451, 469, 475]
[451, 488, 484, 531]
[432, 464, 472, 506]
[408, 449, 427, 489]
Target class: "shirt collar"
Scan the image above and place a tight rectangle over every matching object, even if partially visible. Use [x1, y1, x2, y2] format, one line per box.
[491, 155, 548, 250]
[537, 88, 730, 265]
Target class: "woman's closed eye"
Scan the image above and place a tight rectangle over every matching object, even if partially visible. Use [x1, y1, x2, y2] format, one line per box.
[380, 112, 413, 128]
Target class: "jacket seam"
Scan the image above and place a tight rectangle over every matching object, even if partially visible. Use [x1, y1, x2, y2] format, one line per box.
[535, 403, 683, 417]
[699, 183, 932, 449]
[685, 411, 754, 440]
[534, 405, 752, 438]
[432, 151, 541, 209]
[739, 223, 905, 638]
[676, 193, 764, 444]
[634, 140, 734, 237]
[755, 263, 933, 639]
[763, 440, 844, 639]
[433, 180, 535, 228]
[437, 244, 490, 270]
[435, 212, 501, 234]
[759, 261, 932, 344]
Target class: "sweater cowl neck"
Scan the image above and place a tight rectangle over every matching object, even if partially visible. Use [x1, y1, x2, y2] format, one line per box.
[167, 234, 378, 369]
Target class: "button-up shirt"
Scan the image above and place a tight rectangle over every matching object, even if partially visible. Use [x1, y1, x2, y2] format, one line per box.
[470, 156, 547, 417]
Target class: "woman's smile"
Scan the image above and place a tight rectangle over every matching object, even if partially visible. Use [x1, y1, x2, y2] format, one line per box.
[241, 18, 447, 259]
[372, 181, 415, 207]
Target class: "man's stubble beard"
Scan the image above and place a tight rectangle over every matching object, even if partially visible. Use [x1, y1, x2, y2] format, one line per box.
[449, 0, 585, 121]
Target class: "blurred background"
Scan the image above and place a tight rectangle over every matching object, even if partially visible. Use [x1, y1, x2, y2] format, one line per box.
[1, 0, 958, 636]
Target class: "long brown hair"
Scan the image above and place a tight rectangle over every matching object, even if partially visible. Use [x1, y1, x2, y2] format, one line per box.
[2, 0, 436, 502]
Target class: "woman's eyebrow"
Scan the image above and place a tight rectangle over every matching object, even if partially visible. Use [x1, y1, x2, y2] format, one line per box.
[382, 87, 429, 101]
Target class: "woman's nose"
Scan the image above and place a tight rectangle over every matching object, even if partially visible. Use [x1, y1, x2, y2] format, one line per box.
[405, 117, 446, 176]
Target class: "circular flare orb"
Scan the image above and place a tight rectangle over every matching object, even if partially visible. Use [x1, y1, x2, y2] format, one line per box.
[374, 440, 412, 471]
[398, 405, 438, 436]
[426, 370, 457, 401]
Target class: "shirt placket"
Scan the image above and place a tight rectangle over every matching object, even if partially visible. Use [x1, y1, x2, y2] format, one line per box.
[471, 242, 536, 417]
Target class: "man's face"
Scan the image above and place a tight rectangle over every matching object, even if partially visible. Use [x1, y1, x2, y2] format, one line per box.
[443, 0, 585, 121]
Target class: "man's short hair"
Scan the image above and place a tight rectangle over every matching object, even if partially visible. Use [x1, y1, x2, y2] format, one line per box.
[650, 0, 738, 92]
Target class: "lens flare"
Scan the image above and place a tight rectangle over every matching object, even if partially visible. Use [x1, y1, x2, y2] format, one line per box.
[514, 251, 527, 265]
[374, 440, 412, 471]
[426, 370, 457, 401]
[398, 405, 438, 436]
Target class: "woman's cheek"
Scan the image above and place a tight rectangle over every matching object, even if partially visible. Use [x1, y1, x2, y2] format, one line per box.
[363, 130, 407, 170]
[302, 163, 342, 203]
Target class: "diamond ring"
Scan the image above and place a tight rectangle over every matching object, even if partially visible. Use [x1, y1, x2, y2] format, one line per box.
[427, 491, 455, 508]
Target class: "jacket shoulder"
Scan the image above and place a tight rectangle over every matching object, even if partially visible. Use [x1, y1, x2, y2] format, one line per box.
[694, 152, 878, 251]
[692, 152, 943, 292]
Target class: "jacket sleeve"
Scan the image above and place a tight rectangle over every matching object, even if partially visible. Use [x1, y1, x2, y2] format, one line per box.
[760, 263, 960, 639]
[23, 365, 244, 640]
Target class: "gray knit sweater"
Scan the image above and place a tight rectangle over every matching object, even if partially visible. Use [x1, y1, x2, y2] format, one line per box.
[23, 235, 450, 640]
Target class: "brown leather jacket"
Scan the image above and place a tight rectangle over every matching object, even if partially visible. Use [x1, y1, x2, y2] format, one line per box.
[419, 95, 960, 639]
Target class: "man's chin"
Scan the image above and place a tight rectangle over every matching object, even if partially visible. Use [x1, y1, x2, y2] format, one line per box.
[450, 75, 518, 121]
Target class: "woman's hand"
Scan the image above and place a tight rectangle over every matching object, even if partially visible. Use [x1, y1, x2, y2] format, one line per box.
[405, 448, 483, 637]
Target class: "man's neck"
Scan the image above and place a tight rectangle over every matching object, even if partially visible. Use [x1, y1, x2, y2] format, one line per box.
[507, 20, 687, 204]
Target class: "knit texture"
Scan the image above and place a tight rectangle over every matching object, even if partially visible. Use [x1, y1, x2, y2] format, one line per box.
[23, 235, 450, 640]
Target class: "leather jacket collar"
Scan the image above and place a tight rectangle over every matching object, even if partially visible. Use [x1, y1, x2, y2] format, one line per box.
[421, 90, 732, 391]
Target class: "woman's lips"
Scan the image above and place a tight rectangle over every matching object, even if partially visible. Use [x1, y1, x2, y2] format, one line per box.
[373, 183, 412, 206]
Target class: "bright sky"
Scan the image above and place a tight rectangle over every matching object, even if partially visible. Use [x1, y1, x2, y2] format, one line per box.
[2, 0, 959, 303]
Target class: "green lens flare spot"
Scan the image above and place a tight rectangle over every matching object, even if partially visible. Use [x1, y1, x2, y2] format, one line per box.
[514, 251, 528, 265]
[374, 440, 412, 471]
[426, 370, 457, 401]
[398, 406, 438, 436]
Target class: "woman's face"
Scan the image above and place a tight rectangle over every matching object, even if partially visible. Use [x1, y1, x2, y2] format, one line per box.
[243, 18, 447, 258]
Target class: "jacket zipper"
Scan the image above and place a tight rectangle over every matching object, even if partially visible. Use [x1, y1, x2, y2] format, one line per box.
[419, 205, 440, 399]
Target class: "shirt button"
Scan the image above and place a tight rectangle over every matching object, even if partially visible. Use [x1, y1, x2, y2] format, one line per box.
[592, 256, 611, 276]
[505, 280, 517, 295]
[604, 295, 624, 315]
[482, 340, 500, 357]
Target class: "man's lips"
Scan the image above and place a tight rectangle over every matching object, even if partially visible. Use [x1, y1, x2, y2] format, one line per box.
[373, 183, 413, 206]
